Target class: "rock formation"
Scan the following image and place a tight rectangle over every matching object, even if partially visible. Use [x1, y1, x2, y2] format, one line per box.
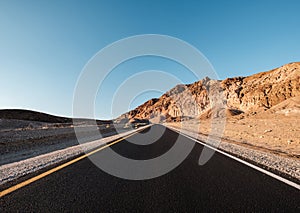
[118, 62, 300, 122]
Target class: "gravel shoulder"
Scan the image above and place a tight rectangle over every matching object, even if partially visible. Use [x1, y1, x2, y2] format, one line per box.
[0, 120, 128, 165]
[0, 125, 149, 186]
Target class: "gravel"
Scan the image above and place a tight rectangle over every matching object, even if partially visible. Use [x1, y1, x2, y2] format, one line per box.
[165, 124, 300, 182]
[0, 126, 149, 185]
[0, 122, 127, 165]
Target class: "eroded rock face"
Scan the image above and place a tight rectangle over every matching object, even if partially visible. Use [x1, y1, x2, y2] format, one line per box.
[222, 62, 300, 111]
[120, 62, 300, 122]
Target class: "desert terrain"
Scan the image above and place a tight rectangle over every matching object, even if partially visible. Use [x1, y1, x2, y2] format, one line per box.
[121, 62, 300, 158]
[0, 62, 299, 183]
[0, 109, 150, 184]
[0, 109, 144, 165]
[169, 96, 300, 158]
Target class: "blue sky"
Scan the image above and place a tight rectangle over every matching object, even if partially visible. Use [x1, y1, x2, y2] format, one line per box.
[0, 0, 299, 119]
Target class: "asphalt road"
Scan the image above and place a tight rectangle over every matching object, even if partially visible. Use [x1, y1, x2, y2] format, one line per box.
[1, 124, 299, 212]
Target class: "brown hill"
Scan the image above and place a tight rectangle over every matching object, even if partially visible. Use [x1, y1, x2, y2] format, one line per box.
[0, 109, 112, 124]
[119, 62, 300, 122]
[0, 109, 72, 123]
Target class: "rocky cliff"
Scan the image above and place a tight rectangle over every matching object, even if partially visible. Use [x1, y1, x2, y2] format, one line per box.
[118, 62, 300, 122]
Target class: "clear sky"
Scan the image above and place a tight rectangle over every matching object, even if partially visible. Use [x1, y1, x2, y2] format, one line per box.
[0, 0, 299, 119]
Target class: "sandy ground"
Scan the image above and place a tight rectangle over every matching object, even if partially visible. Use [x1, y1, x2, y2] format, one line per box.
[167, 111, 299, 159]
[222, 113, 299, 157]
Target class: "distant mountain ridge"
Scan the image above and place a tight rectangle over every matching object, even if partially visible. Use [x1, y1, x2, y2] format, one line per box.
[0, 109, 112, 124]
[0, 109, 72, 123]
[118, 62, 300, 122]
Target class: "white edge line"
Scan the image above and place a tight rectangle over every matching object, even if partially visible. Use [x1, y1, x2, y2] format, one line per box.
[166, 126, 300, 190]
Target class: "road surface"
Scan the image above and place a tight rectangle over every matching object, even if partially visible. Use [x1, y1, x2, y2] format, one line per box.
[1, 124, 299, 212]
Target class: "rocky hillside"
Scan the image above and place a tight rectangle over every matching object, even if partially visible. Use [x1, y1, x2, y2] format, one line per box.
[118, 62, 300, 122]
[222, 62, 300, 111]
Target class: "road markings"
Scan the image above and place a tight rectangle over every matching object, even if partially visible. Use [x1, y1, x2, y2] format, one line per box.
[168, 126, 300, 190]
[0, 128, 145, 198]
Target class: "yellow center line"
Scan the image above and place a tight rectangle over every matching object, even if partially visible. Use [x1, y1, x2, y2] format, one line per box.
[0, 128, 144, 198]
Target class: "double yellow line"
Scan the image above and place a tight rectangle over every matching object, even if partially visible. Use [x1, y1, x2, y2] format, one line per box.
[0, 129, 143, 198]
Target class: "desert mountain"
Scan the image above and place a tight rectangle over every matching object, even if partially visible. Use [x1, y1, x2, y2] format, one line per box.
[118, 62, 300, 122]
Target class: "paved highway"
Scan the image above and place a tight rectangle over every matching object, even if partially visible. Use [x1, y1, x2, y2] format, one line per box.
[1, 124, 299, 212]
